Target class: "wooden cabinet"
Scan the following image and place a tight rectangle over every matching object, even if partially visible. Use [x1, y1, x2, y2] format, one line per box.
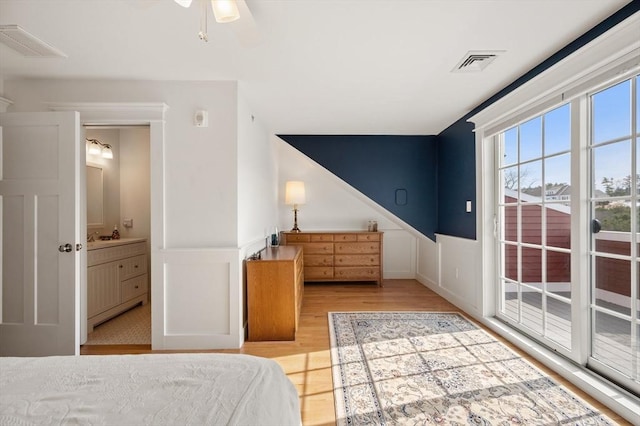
[87, 239, 148, 332]
[246, 246, 303, 341]
[281, 231, 383, 285]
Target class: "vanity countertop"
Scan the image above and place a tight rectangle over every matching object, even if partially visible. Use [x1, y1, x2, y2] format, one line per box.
[87, 237, 147, 251]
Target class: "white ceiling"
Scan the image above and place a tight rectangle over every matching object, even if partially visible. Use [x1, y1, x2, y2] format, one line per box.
[0, 0, 632, 135]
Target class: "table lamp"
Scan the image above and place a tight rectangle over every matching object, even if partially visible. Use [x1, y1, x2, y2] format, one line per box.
[285, 181, 306, 232]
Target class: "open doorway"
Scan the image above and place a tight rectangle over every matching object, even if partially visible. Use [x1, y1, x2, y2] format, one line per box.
[83, 125, 151, 346]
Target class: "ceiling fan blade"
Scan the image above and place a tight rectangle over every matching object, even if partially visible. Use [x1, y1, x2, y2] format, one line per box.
[229, 0, 260, 47]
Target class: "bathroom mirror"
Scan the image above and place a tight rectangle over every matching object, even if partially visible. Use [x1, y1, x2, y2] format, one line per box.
[86, 164, 104, 228]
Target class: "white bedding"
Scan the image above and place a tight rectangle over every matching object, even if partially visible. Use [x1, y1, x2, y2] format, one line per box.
[0, 353, 301, 425]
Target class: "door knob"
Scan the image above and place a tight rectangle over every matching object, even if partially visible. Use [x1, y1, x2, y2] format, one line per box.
[58, 243, 73, 253]
[591, 218, 601, 234]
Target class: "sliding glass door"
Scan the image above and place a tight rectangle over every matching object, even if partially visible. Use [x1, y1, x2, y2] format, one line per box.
[497, 103, 573, 355]
[589, 77, 639, 391]
[495, 74, 639, 393]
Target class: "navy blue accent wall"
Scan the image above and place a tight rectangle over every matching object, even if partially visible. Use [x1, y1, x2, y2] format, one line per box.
[436, 121, 476, 239]
[436, 1, 640, 240]
[278, 135, 438, 240]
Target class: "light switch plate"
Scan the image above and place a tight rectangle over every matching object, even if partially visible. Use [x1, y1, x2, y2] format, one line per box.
[466, 201, 472, 212]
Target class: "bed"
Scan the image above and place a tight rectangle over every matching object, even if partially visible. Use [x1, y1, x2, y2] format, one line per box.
[0, 353, 301, 425]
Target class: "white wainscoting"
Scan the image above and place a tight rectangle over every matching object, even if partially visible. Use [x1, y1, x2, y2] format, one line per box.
[416, 233, 481, 318]
[382, 229, 416, 279]
[416, 235, 438, 286]
[152, 248, 243, 350]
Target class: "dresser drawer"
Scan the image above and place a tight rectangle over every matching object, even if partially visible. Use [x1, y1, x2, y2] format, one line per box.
[88, 242, 147, 266]
[334, 234, 357, 242]
[285, 233, 310, 243]
[335, 254, 380, 266]
[358, 233, 380, 242]
[305, 267, 334, 280]
[300, 242, 334, 254]
[121, 274, 148, 302]
[335, 242, 380, 254]
[304, 254, 333, 267]
[335, 267, 380, 280]
[118, 255, 147, 281]
[310, 234, 334, 242]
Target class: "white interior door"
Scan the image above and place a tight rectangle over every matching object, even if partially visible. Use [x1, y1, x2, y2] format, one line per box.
[0, 111, 82, 356]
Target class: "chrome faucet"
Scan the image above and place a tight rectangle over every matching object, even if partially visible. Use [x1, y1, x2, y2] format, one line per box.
[87, 231, 98, 242]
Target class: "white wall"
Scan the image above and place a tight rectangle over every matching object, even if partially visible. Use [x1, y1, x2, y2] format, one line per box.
[5, 79, 239, 248]
[119, 126, 151, 243]
[276, 137, 417, 279]
[237, 93, 277, 250]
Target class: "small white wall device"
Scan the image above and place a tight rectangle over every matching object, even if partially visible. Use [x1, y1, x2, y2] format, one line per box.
[195, 110, 208, 127]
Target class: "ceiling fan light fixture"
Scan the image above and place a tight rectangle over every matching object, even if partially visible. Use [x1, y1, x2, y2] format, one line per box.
[174, 0, 193, 7]
[211, 0, 240, 23]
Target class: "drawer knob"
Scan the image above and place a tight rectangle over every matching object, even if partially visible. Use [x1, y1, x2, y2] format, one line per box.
[119, 264, 123, 268]
[134, 285, 139, 289]
[134, 265, 139, 268]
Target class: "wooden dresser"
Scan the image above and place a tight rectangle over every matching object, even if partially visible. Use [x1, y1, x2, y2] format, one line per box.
[246, 246, 303, 341]
[281, 231, 383, 286]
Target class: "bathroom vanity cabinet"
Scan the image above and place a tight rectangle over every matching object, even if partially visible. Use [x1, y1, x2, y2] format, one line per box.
[87, 238, 148, 332]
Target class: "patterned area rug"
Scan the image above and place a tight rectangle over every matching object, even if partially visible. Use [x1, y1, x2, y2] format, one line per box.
[85, 303, 151, 345]
[329, 312, 612, 425]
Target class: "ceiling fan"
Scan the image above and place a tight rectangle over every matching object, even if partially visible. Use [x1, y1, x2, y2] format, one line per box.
[174, 0, 259, 46]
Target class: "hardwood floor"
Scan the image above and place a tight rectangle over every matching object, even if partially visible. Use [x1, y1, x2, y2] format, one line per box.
[81, 279, 630, 425]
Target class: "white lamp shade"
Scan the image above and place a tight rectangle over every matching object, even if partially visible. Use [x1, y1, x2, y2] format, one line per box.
[174, 0, 193, 7]
[88, 141, 101, 155]
[285, 181, 306, 205]
[211, 0, 240, 23]
[101, 145, 113, 159]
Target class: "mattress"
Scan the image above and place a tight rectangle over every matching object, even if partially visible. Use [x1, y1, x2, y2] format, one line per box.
[0, 353, 301, 425]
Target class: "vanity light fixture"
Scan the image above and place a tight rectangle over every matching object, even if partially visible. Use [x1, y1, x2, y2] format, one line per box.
[285, 181, 306, 232]
[86, 138, 113, 159]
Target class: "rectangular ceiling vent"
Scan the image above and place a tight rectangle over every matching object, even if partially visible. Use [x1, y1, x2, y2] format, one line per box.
[0, 25, 67, 58]
[453, 50, 503, 73]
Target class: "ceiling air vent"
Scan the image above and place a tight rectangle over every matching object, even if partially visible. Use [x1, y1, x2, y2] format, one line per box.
[453, 50, 504, 73]
[0, 25, 67, 58]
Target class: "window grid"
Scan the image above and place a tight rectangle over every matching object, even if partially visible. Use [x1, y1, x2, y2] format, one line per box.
[587, 74, 639, 389]
[497, 103, 573, 351]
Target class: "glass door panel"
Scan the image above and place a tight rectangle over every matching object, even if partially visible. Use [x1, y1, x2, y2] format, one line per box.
[497, 103, 573, 355]
[589, 76, 639, 392]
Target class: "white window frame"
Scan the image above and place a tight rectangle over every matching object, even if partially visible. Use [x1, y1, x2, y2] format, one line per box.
[470, 13, 640, 422]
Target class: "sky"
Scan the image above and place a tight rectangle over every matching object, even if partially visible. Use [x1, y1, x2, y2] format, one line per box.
[500, 75, 639, 196]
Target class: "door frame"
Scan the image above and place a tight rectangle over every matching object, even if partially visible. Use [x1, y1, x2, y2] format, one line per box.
[47, 102, 167, 347]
